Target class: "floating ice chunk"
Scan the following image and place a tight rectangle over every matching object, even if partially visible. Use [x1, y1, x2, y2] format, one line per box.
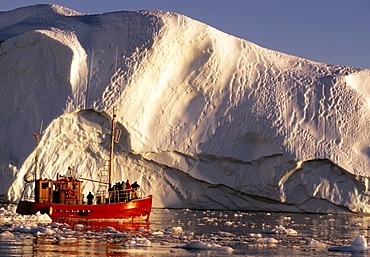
[285, 228, 298, 236]
[0, 231, 14, 238]
[0, 208, 52, 223]
[74, 224, 84, 230]
[256, 237, 279, 244]
[61, 228, 76, 235]
[150, 230, 164, 237]
[202, 217, 216, 222]
[58, 236, 78, 243]
[218, 231, 235, 237]
[22, 212, 52, 222]
[33, 227, 55, 235]
[351, 235, 368, 251]
[307, 238, 327, 248]
[248, 233, 262, 238]
[166, 226, 183, 235]
[261, 225, 297, 236]
[178, 241, 234, 252]
[13, 225, 32, 233]
[328, 235, 369, 252]
[14, 224, 50, 235]
[0, 207, 10, 217]
[123, 237, 151, 247]
[224, 221, 233, 226]
[104, 226, 116, 233]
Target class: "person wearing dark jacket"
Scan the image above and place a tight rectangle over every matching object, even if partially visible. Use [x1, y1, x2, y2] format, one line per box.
[87, 191, 94, 205]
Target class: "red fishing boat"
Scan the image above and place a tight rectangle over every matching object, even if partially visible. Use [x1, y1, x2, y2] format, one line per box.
[16, 109, 152, 222]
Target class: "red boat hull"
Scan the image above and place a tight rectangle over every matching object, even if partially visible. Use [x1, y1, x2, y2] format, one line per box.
[17, 195, 152, 222]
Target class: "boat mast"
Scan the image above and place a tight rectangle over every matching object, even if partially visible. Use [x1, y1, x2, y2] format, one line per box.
[34, 136, 39, 181]
[33, 121, 43, 181]
[108, 108, 116, 189]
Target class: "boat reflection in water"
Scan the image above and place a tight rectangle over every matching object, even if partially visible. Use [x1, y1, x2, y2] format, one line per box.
[60, 219, 151, 233]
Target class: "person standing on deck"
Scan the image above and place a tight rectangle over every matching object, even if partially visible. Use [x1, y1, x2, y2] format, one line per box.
[131, 181, 140, 199]
[87, 191, 94, 205]
[125, 180, 132, 200]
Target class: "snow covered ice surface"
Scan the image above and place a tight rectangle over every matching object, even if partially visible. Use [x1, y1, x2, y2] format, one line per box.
[1, 4, 370, 214]
[2, 206, 370, 256]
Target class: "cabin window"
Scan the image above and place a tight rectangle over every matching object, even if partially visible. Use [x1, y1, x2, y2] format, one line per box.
[42, 182, 49, 189]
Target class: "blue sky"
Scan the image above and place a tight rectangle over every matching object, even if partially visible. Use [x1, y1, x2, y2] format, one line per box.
[1, 0, 369, 69]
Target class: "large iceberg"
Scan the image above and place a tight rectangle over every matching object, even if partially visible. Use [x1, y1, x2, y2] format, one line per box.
[1, 4, 370, 213]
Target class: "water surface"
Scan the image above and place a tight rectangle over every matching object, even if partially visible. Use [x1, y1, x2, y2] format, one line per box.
[1, 205, 370, 256]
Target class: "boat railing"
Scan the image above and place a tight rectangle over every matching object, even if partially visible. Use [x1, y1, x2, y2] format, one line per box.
[94, 188, 142, 204]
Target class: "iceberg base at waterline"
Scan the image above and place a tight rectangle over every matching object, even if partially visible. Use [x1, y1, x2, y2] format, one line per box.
[328, 235, 370, 252]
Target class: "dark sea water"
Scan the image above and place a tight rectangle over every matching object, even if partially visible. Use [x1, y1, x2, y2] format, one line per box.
[1, 204, 370, 256]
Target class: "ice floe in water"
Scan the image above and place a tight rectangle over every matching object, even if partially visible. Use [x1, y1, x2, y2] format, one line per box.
[0, 207, 51, 223]
[7, 207, 370, 255]
[0, 208, 237, 254]
[165, 226, 183, 235]
[177, 241, 234, 252]
[261, 225, 298, 236]
[329, 235, 369, 252]
[123, 237, 152, 247]
[306, 238, 327, 249]
[58, 236, 78, 244]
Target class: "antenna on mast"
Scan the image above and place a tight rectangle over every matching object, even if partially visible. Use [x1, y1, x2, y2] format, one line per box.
[114, 45, 118, 74]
